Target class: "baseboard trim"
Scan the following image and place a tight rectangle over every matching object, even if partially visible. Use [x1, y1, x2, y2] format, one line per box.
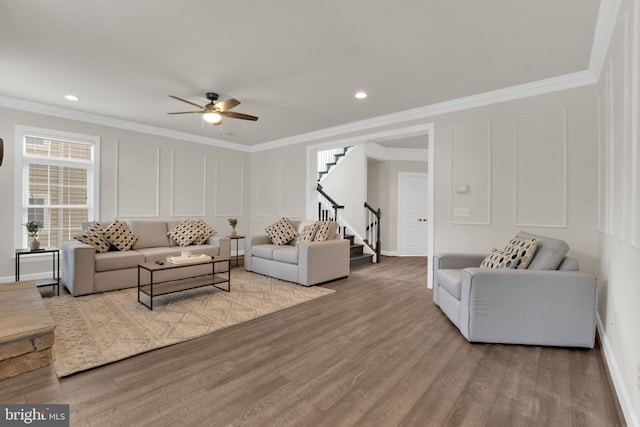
[596, 313, 639, 427]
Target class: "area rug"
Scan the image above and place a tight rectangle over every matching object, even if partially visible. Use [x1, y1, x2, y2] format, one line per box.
[44, 269, 335, 377]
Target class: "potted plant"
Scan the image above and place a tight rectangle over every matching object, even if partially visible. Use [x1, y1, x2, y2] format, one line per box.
[228, 218, 238, 237]
[25, 220, 43, 250]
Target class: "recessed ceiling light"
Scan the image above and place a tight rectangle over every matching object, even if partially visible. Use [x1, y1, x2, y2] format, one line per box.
[64, 94, 79, 101]
[354, 91, 368, 99]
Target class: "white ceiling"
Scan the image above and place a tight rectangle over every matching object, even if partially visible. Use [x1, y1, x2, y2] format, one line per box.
[0, 0, 600, 147]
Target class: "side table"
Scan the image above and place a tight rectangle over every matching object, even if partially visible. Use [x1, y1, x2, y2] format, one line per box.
[15, 248, 60, 296]
[228, 235, 244, 267]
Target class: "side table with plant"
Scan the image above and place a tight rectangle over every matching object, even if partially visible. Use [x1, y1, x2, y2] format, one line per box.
[25, 220, 43, 250]
[228, 218, 238, 237]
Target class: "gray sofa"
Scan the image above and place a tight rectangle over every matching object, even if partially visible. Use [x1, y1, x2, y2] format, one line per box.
[244, 220, 349, 286]
[61, 220, 230, 296]
[433, 232, 597, 348]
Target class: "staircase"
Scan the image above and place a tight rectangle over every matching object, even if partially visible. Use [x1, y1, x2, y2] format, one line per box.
[345, 232, 374, 268]
[317, 146, 352, 182]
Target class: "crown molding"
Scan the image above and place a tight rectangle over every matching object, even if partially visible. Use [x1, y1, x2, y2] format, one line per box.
[4, 0, 618, 159]
[0, 95, 251, 152]
[251, 70, 596, 152]
[589, 0, 623, 81]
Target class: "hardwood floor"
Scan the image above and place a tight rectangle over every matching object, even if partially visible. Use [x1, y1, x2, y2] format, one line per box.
[0, 257, 624, 426]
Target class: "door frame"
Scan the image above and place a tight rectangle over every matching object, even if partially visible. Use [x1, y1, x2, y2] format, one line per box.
[305, 122, 435, 287]
[397, 172, 429, 257]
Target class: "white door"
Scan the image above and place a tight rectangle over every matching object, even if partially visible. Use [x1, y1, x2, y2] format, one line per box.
[398, 173, 429, 256]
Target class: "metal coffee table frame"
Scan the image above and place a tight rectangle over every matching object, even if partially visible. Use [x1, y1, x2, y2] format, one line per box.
[137, 256, 230, 310]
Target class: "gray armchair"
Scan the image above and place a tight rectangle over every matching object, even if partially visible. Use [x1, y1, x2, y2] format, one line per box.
[433, 232, 597, 348]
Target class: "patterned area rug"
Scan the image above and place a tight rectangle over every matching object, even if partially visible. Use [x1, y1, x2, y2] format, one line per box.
[44, 269, 335, 377]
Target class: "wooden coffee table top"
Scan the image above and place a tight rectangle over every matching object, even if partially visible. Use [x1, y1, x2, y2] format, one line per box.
[0, 281, 56, 344]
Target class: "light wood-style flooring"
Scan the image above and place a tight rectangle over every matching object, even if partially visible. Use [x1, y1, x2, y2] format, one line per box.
[0, 257, 624, 426]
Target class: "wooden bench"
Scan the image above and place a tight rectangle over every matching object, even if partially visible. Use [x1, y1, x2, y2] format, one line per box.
[0, 281, 56, 380]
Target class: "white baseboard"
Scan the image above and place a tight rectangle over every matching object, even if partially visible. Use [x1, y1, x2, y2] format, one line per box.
[597, 313, 639, 427]
[380, 250, 398, 257]
[0, 272, 53, 284]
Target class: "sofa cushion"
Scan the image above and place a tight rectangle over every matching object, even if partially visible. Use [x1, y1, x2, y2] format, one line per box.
[272, 246, 299, 264]
[517, 231, 569, 270]
[504, 237, 539, 269]
[95, 250, 145, 272]
[437, 269, 463, 300]
[252, 244, 281, 260]
[480, 248, 519, 269]
[192, 219, 217, 245]
[104, 220, 138, 251]
[314, 221, 338, 242]
[73, 229, 110, 253]
[265, 217, 298, 245]
[129, 221, 170, 249]
[167, 220, 200, 247]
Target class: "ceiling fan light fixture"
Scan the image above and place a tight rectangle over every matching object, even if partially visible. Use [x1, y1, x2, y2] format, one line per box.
[202, 112, 222, 123]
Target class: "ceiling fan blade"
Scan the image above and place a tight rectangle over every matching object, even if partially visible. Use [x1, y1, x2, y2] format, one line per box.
[168, 95, 204, 109]
[220, 111, 259, 121]
[167, 111, 203, 114]
[214, 98, 241, 112]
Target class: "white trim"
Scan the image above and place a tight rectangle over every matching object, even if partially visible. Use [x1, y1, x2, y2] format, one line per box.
[631, 0, 640, 249]
[0, 95, 250, 152]
[170, 149, 207, 217]
[253, 72, 595, 153]
[215, 156, 244, 217]
[305, 124, 434, 220]
[14, 125, 100, 249]
[115, 140, 160, 218]
[590, 0, 624, 80]
[514, 109, 568, 228]
[597, 313, 640, 427]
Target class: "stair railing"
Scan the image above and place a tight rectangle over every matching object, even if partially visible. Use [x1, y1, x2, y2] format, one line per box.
[364, 202, 382, 263]
[317, 183, 344, 228]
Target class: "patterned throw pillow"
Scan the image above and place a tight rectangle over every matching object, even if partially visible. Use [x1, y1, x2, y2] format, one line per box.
[74, 229, 110, 253]
[167, 220, 200, 247]
[504, 237, 539, 269]
[265, 217, 298, 245]
[192, 219, 217, 245]
[104, 220, 138, 251]
[314, 221, 336, 242]
[480, 248, 520, 269]
[296, 222, 319, 246]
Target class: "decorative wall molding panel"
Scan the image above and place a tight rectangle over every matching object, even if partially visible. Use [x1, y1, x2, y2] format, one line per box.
[171, 149, 206, 217]
[515, 110, 567, 227]
[253, 156, 277, 217]
[115, 140, 159, 217]
[278, 150, 305, 218]
[215, 157, 243, 217]
[450, 122, 492, 225]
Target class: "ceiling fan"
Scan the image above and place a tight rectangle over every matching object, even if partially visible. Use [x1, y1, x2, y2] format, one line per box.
[167, 92, 258, 125]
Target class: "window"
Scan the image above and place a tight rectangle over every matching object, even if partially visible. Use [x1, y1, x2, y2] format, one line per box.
[15, 126, 100, 249]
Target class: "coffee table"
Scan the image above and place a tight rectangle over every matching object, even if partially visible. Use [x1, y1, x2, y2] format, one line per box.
[137, 256, 230, 310]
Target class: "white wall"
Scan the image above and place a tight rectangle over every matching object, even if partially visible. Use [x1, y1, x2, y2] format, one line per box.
[430, 87, 599, 274]
[596, 0, 640, 424]
[367, 159, 428, 254]
[321, 145, 366, 236]
[0, 107, 250, 282]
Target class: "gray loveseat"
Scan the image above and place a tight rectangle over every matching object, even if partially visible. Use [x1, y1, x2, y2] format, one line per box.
[244, 220, 349, 286]
[61, 220, 230, 296]
[433, 232, 597, 348]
